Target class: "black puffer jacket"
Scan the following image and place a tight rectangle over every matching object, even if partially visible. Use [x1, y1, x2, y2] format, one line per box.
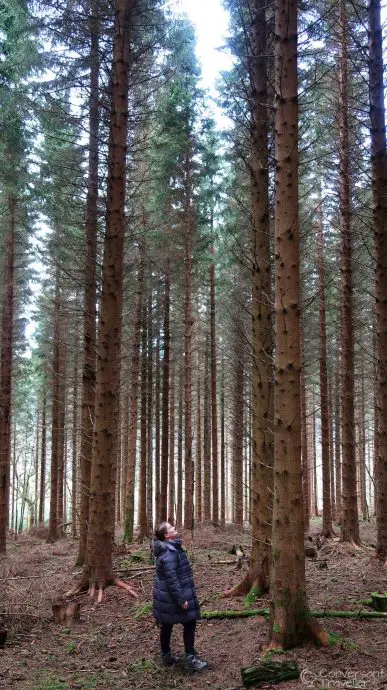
[152, 538, 201, 625]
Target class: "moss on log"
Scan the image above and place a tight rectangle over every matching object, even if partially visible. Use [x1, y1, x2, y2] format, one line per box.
[201, 608, 387, 620]
[371, 592, 387, 612]
[202, 608, 269, 620]
[241, 660, 299, 687]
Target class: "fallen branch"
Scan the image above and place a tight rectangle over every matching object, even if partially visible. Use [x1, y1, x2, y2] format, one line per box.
[3, 613, 43, 619]
[0, 575, 47, 582]
[206, 559, 244, 566]
[0, 567, 62, 583]
[115, 566, 155, 574]
[241, 660, 300, 687]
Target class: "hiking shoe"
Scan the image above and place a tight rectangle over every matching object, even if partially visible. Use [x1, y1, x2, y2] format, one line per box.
[161, 652, 180, 666]
[184, 653, 209, 672]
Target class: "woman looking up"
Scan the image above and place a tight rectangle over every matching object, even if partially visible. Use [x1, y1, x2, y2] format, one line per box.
[152, 522, 208, 672]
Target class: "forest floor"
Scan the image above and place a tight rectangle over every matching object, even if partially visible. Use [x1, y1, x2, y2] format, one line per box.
[1, 520, 386, 690]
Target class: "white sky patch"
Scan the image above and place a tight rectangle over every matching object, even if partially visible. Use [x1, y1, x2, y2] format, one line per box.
[165, 0, 233, 128]
[177, 0, 232, 91]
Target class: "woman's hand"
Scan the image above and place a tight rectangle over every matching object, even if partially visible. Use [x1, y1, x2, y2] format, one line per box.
[181, 600, 189, 610]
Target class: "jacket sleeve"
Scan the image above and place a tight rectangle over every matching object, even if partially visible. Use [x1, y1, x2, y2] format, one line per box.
[161, 551, 185, 606]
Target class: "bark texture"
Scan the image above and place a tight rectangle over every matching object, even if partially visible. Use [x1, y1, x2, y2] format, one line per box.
[270, 0, 327, 648]
[210, 257, 218, 525]
[368, 0, 387, 562]
[0, 193, 15, 553]
[123, 262, 143, 543]
[159, 271, 170, 523]
[232, 319, 244, 526]
[47, 280, 61, 543]
[79, 0, 134, 594]
[226, 0, 273, 597]
[77, 0, 99, 565]
[317, 200, 334, 538]
[339, 0, 360, 545]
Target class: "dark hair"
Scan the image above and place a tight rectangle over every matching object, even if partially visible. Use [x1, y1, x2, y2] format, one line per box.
[155, 522, 170, 541]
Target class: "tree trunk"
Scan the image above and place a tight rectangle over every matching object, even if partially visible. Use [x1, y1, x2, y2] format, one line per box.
[312, 391, 318, 516]
[339, 0, 360, 546]
[317, 199, 334, 538]
[369, 0, 387, 563]
[115, 385, 122, 524]
[72, 347, 78, 537]
[78, 0, 135, 597]
[123, 262, 143, 543]
[154, 302, 161, 524]
[57, 339, 66, 538]
[233, 319, 244, 526]
[183, 165, 194, 531]
[300, 330, 310, 531]
[38, 390, 47, 525]
[358, 367, 367, 521]
[77, 0, 99, 565]
[13, 425, 18, 536]
[146, 293, 153, 534]
[168, 356, 175, 523]
[138, 299, 148, 540]
[176, 365, 183, 527]
[334, 373, 342, 524]
[248, 0, 273, 591]
[210, 256, 218, 526]
[33, 416, 39, 526]
[226, 0, 273, 596]
[120, 339, 130, 524]
[0, 192, 15, 553]
[159, 270, 170, 523]
[195, 368, 202, 522]
[270, 0, 327, 648]
[203, 335, 211, 521]
[220, 357, 226, 526]
[47, 280, 61, 543]
[329, 380, 336, 522]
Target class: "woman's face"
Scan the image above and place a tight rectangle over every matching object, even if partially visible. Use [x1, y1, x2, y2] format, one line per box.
[164, 523, 178, 540]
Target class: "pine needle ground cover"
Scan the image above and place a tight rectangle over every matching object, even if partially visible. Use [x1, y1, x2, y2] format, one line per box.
[0, 522, 386, 690]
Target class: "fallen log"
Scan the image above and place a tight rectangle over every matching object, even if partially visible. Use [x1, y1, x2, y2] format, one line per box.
[241, 660, 299, 687]
[202, 608, 269, 620]
[201, 608, 387, 620]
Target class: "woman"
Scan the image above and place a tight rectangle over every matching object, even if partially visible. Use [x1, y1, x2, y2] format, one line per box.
[152, 522, 208, 672]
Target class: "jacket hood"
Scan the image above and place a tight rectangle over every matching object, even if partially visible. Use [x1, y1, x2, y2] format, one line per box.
[152, 538, 182, 557]
[152, 538, 167, 557]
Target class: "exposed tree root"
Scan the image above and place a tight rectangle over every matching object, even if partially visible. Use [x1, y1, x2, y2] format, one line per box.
[222, 572, 252, 598]
[263, 640, 283, 653]
[222, 563, 269, 600]
[66, 577, 138, 603]
[305, 616, 331, 646]
[340, 537, 362, 549]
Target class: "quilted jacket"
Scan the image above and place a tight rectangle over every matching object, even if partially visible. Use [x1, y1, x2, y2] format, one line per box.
[152, 538, 201, 625]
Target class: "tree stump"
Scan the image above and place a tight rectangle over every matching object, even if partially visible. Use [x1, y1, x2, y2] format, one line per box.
[0, 629, 7, 649]
[241, 660, 300, 687]
[52, 601, 81, 624]
[304, 543, 318, 558]
[371, 593, 387, 612]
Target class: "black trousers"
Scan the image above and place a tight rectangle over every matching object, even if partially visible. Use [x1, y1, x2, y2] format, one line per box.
[160, 619, 196, 655]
